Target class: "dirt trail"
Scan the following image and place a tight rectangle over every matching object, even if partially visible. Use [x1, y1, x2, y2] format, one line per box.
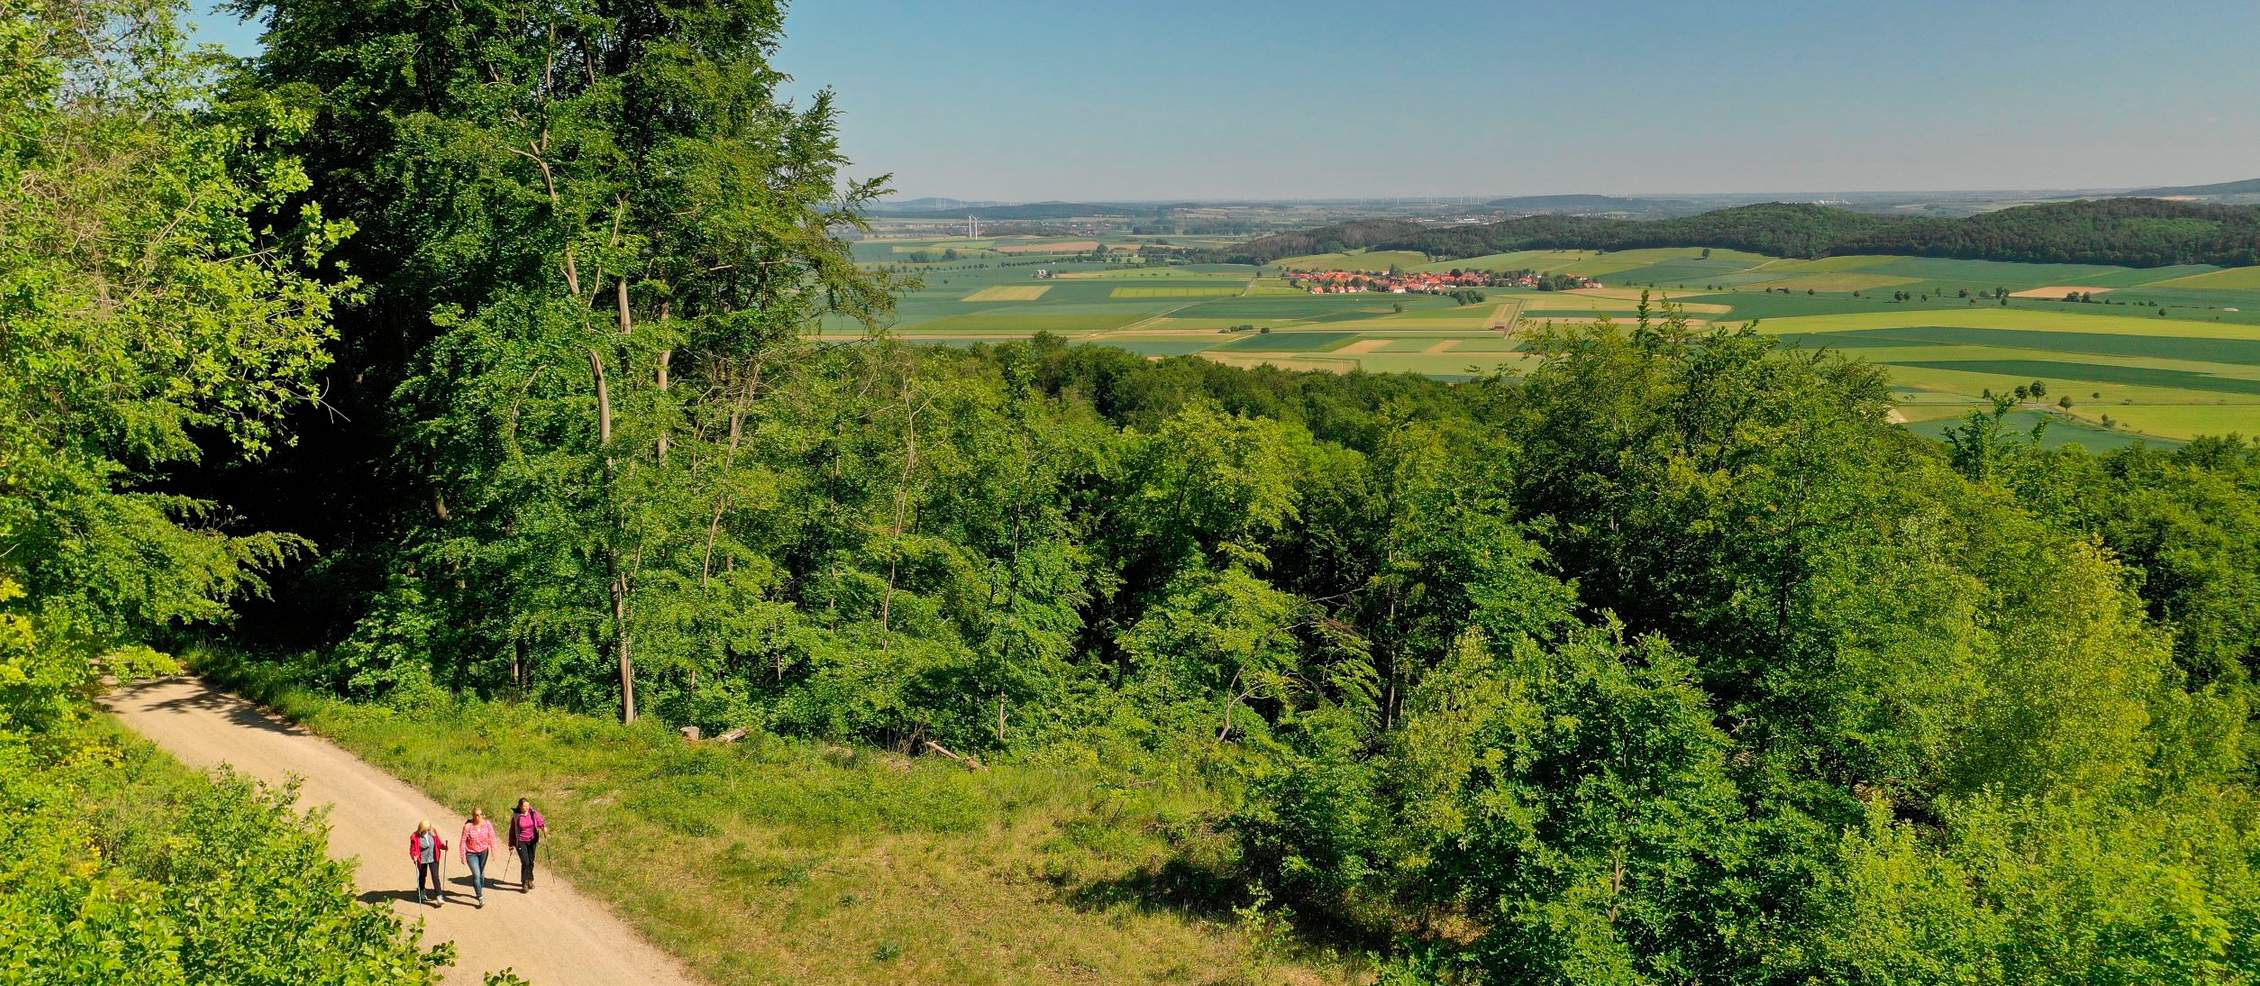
[103, 676, 703, 986]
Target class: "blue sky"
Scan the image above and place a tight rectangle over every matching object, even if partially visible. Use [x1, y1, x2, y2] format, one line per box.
[189, 0, 2260, 202]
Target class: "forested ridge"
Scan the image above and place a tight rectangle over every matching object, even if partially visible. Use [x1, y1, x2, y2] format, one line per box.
[1210, 198, 2260, 268]
[10, 0, 2260, 983]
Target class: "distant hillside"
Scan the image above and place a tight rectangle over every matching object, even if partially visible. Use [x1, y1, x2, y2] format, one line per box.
[967, 201, 1141, 220]
[1208, 199, 2260, 269]
[1485, 193, 1653, 213]
[2129, 177, 2260, 198]
[873, 196, 1000, 213]
[871, 200, 1153, 220]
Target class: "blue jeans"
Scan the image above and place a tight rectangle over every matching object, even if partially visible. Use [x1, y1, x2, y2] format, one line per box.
[465, 850, 488, 899]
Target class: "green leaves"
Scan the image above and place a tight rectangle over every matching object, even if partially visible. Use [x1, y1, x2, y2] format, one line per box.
[0, 6, 431, 980]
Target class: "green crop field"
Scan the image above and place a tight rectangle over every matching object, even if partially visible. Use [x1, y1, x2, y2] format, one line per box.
[1215, 331, 1361, 352]
[1109, 285, 1244, 298]
[2152, 266, 2260, 291]
[836, 233, 2260, 446]
[1274, 249, 1432, 272]
[1886, 358, 2260, 397]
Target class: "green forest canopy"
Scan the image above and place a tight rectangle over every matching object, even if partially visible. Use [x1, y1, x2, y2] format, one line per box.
[1208, 198, 2260, 269]
[1, 0, 443, 979]
[7, 0, 2260, 983]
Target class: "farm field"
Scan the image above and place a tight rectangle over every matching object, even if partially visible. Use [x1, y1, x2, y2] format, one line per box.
[834, 238, 2260, 445]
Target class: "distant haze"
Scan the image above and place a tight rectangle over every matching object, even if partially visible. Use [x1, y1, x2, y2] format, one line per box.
[193, 0, 2260, 202]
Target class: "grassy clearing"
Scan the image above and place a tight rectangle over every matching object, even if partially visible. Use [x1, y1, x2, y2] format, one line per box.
[201, 667, 1365, 986]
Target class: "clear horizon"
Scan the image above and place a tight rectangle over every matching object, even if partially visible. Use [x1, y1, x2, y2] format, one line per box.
[188, 0, 2260, 202]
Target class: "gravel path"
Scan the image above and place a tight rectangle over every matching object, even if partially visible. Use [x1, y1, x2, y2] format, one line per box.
[104, 676, 703, 986]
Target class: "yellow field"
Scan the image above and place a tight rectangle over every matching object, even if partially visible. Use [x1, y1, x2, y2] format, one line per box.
[2011, 285, 2118, 299]
[961, 285, 1052, 302]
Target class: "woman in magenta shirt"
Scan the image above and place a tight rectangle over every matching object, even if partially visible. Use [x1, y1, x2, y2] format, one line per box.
[507, 798, 548, 892]
[460, 807, 497, 907]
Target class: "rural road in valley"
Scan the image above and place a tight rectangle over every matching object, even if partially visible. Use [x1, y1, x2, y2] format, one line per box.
[104, 676, 704, 986]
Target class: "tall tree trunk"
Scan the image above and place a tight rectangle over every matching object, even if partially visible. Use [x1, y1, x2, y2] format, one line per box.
[654, 302, 671, 465]
[701, 362, 760, 588]
[878, 384, 922, 639]
[590, 345, 635, 723]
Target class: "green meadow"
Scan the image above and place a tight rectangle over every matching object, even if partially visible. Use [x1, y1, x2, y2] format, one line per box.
[838, 239, 2260, 445]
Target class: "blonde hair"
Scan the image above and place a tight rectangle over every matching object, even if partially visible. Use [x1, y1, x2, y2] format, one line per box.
[416, 819, 434, 834]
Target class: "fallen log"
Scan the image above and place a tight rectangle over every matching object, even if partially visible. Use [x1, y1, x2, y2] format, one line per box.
[922, 739, 984, 771]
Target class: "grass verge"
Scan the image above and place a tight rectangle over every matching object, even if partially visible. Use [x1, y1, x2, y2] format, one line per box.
[197, 657, 1368, 986]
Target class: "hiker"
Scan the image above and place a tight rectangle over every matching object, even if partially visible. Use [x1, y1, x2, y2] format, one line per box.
[409, 820, 448, 907]
[460, 807, 497, 907]
[507, 798, 548, 892]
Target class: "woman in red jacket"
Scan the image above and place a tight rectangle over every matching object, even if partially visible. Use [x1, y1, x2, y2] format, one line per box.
[409, 819, 449, 906]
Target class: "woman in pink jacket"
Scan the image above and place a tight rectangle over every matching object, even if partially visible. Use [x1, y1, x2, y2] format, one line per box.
[459, 807, 497, 907]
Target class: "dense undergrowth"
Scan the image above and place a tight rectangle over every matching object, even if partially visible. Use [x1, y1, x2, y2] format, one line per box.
[0, 715, 447, 985]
